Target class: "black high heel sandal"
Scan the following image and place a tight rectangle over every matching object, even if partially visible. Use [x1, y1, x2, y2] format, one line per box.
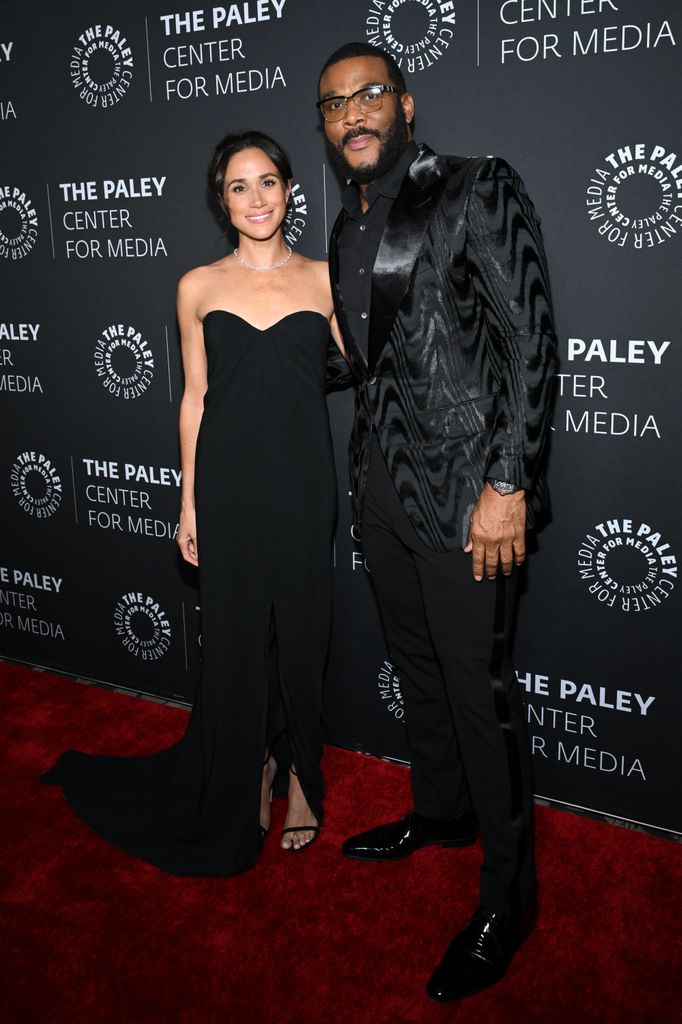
[280, 765, 319, 851]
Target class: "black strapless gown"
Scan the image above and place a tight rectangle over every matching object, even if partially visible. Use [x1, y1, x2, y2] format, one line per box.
[42, 311, 337, 875]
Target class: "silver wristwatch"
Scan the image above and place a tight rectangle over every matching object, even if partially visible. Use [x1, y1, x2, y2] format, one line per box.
[488, 479, 520, 496]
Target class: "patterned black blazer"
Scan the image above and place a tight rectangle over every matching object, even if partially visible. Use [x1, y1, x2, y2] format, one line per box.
[328, 144, 558, 552]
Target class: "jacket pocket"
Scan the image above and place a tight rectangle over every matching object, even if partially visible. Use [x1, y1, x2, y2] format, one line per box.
[417, 392, 499, 443]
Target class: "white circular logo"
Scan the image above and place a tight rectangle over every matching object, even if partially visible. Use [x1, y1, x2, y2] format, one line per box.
[577, 518, 677, 613]
[114, 592, 171, 660]
[283, 181, 308, 248]
[377, 659, 405, 721]
[585, 143, 682, 250]
[94, 324, 154, 399]
[0, 186, 38, 260]
[10, 451, 62, 518]
[70, 24, 134, 109]
[366, 0, 457, 74]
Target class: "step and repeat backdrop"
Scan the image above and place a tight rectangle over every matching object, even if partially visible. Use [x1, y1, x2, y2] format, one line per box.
[2, 0, 680, 834]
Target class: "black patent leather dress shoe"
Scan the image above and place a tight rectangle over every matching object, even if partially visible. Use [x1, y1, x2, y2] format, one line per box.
[426, 905, 535, 1002]
[341, 810, 477, 861]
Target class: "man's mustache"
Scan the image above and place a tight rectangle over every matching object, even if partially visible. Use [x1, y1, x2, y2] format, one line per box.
[340, 127, 382, 148]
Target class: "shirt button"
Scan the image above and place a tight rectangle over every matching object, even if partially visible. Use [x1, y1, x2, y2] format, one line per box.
[368, 376, 377, 385]
[358, 268, 365, 275]
[359, 224, 366, 232]
[361, 312, 368, 319]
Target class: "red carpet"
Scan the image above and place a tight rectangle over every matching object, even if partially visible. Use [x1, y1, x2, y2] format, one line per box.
[0, 662, 680, 1024]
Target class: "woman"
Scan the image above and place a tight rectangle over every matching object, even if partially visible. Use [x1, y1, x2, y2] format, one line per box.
[42, 131, 347, 874]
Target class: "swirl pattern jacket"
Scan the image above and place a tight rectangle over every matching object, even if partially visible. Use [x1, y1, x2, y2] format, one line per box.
[328, 144, 558, 552]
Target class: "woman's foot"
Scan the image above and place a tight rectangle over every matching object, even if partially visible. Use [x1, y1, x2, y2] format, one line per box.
[260, 754, 277, 837]
[280, 767, 318, 850]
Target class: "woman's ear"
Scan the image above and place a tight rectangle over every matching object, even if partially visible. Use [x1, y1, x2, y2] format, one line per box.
[285, 179, 292, 204]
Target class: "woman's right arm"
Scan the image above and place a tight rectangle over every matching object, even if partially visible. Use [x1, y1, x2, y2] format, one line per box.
[177, 270, 208, 566]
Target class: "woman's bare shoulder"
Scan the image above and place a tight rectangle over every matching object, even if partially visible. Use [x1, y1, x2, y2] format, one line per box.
[303, 256, 329, 270]
[178, 258, 231, 300]
[312, 258, 332, 295]
[294, 255, 330, 284]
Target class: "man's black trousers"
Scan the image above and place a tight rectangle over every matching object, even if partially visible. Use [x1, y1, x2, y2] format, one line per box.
[361, 434, 537, 914]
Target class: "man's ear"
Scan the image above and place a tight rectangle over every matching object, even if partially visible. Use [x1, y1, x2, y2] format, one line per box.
[401, 91, 415, 129]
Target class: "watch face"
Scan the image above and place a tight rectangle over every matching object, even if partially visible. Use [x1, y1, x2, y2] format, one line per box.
[491, 480, 518, 495]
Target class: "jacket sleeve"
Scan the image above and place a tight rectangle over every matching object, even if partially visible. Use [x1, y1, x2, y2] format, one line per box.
[466, 157, 558, 491]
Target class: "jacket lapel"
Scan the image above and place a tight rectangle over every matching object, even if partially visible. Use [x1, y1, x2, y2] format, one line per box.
[368, 145, 447, 372]
[329, 207, 368, 375]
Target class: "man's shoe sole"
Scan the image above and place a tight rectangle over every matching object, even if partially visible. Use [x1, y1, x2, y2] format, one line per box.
[426, 962, 509, 1003]
[342, 833, 477, 861]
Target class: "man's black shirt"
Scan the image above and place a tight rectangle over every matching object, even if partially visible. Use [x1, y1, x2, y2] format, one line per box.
[336, 141, 418, 361]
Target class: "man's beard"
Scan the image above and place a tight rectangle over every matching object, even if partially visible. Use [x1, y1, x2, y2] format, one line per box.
[329, 105, 411, 185]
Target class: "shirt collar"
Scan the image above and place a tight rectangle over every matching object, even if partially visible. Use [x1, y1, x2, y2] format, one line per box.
[341, 140, 419, 218]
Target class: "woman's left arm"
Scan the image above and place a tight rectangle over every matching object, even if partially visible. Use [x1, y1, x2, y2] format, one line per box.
[330, 312, 347, 360]
[317, 261, 353, 392]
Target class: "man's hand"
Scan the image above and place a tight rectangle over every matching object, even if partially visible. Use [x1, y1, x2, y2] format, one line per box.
[464, 484, 526, 581]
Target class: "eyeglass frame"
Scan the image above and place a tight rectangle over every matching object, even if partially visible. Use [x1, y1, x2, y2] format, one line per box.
[316, 84, 403, 123]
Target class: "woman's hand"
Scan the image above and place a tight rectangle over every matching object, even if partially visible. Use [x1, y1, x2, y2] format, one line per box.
[178, 508, 199, 566]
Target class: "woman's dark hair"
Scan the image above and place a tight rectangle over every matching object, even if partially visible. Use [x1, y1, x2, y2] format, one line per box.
[318, 42, 407, 94]
[208, 130, 293, 220]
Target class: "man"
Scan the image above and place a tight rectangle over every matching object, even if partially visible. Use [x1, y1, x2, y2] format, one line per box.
[318, 42, 558, 1001]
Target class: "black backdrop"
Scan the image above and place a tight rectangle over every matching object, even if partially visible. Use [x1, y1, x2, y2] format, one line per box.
[2, 0, 680, 835]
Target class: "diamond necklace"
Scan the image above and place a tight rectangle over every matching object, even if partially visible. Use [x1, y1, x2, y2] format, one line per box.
[233, 245, 293, 271]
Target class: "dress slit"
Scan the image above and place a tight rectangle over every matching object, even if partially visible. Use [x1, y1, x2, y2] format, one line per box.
[266, 603, 324, 825]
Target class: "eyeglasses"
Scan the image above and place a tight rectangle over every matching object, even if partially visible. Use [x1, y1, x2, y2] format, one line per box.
[316, 84, 402, 123]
